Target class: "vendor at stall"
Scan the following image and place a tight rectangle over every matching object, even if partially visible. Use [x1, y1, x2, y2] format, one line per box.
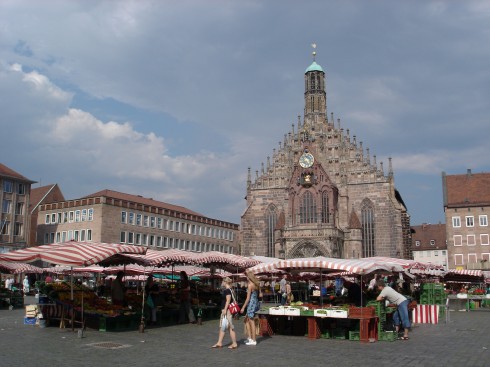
[376, 279, 410, 340]
[111, 271, 126, 306]
[343, 280, 365, 307]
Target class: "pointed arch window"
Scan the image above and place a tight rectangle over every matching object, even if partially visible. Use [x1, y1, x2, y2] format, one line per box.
[361, 200, 375, 257]
[321, 191, 329, 223]
[266, 206, 277, 257]
[300, 191, 317, 224]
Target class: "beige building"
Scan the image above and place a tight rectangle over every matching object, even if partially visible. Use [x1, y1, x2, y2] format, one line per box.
[36, 189, 239, 254]
[0, 163, 36, 252]
[443, 170, 490, 270]
[241, 53, 411, 259]
[411, 223, 448, 270]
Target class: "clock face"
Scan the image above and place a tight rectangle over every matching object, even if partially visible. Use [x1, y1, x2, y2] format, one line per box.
[299, 152, 314, 168]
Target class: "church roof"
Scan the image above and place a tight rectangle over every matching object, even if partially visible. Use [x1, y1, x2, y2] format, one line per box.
[305, 61, 324, 73]
[348, 210, 362, 229]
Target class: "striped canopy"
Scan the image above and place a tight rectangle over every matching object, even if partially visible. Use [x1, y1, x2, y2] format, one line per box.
[365, 257, 445, 276]
[124, 249, 198, 267]
[192, 251, 261, 269]
[0, 242, 146, 266]
[0, 261, 43, 274]
[247, 256, 405, 275]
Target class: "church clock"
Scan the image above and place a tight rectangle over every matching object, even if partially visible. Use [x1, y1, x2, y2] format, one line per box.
[299, 152, 314, 168]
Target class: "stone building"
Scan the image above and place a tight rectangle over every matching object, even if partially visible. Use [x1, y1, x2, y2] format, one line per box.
[443, 170, 490, 270]
[411, 223, 448, 270]
[0, 163, 36, 252]
[36, 189, 240, 254]
[241, 51, 411, 259]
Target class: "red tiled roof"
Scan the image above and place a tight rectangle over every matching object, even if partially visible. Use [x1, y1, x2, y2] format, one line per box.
[83, 189, 204, 217]
[0, 162, 35, 183]
[29, 184, 65, 212]
[445, 172, 490, 207]
[411, 223, 446, 250]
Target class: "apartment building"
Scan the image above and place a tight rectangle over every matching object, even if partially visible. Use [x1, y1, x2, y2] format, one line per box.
[443, 170, 490, 270]
[411, 223, 448, 270]
[0, 163, 36, 252]
[36, 189, 240, 254]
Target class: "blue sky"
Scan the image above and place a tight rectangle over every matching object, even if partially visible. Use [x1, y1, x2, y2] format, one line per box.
[1, 0, 489, 226]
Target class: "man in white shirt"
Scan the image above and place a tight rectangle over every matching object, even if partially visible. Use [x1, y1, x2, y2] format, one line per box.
[376, 279, 411, 340]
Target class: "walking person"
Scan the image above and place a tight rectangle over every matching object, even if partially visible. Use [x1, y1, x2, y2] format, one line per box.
[23, 275, 30, 294]
[240, 270, 260, 346]
[376, 279, 411, 340]
[178, 271, 196, 324]
[211, 277, 238, 349]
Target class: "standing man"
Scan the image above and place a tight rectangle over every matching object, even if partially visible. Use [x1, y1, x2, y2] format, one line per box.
[279, 274, 287, 306]
[376, 279, 411, 340]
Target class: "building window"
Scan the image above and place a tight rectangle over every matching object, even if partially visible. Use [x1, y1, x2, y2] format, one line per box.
[163, 237, 168, 248]
[57, 212, 62, 224]
[67, 230, 73, 241]
[3, 180, 13, 193]
[15, 202, 24, 215]
[44, 233, 49, 244]
[482, 253, 490, 262]
[62, 231, 67, 242]
[69, 211, 74, 222]
[80, 230, 85, 241]
[175, 221, 180, 232]
[453, 235, 462, 246]
[481, 234, 489, 246]
[128, 212, 134, 225]
[14, 222, 23, 236]
[454, 254, 463, 266]
[75, 210, 81, 222]
[121, 211, 127, 223]
[321, 191, 330, 223]
[361, 199, 375, 257]
[442, 250, 446, 255]
[150, 217, 156, 228]
[50, 232, 55, 243]
[468, 253, 477, 263]
[149, 235, 155, 247]
[51, 213, 56, 223]
[467, 235, 476, 246]
[63, 212, 68, 223]
[266, 205, 277, 257]
[169, 238, 174, 248]
[143, 215, 149, 227]
[2, 200, 11, 213]
[157, 217, 162, 229]
[86, 229, 92, 241]
[45, 214, 50, 224]
[156, 236, 162, 247]
[479, 215, 488, 227]
[452, 216, 461, 228]
[56, 232, 61, 242]
[136, 214, 142, 226]
[415, 241, 420, 247]
[430, 240, 435, 246]
[434, 251, 439, 256]
[17, 183, 26, 195]
[142, 234, 148, 246]
[81, 209, 87, 221]
[169, 221, 174, 231]
[135, 233, 141, 245]
[120, 231, 126, 243]
[466, 216, 474, 227]
[299, 191, 317, 224]
[128, 232, 134, 244]
[74, 230, 79, 241]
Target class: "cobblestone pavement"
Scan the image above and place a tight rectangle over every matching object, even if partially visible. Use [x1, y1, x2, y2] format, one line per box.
[1, 298, 489, 367]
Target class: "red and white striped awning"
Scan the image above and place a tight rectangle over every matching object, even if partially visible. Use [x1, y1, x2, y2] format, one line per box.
[0, 261, 43, 274]
[0, 242, 146, 266]
[365, 257, 445, 276]
[247, 256, 405, 275]
[445, 269, 483, 277]
[124, 249, 197, 267]
[192, 251, 261, 268]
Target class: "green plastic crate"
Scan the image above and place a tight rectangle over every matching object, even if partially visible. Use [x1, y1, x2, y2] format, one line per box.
[349, 331, 360, 341]
[379, 331, 397, 342]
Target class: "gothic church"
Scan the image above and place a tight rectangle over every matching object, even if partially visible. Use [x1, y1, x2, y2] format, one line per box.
[241, 50, 411, 260]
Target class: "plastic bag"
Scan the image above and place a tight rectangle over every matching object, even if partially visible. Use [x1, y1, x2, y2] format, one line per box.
[220, 315, 229, 331]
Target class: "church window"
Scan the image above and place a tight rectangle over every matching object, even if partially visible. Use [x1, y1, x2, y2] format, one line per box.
[300, 191, 317, 224]
[361, 200, 375, 257]
[321, 191, 329, 223]
[266, 206, 277, 257]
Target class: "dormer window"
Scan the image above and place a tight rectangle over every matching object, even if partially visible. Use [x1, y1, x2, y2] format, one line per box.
[430, 240, 435, 246]
[415, 240, 420, 247]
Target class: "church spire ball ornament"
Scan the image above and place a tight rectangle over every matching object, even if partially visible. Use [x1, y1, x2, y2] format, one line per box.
[311, 43, 317, 61]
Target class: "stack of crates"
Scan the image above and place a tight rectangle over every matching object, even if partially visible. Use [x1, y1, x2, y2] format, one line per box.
[367, 300, 386, 333]
[420, 283, 446, 305]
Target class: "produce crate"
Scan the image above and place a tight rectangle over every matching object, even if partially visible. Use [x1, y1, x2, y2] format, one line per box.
[378, 331, 397, 342]
[269, 307, 285, 316]
[300, 309, 314, 317]
[284, 307, 301, 316]
[331, 328, 347, 339]
[320, 330, 331, 339]
[329, 309, 348, 318]
[349, 306, 375, 318]
[349, 331, 360, 341]
[24, 317, 37, 325]
[313, 309, 329, 318]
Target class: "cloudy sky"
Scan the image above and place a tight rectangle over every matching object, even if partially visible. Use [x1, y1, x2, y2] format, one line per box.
[1, 0, 489, 226]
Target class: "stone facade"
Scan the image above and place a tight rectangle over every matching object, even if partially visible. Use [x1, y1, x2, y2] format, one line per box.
[36, 190, 240, 254]
[241, 55, 410, 259]
[443, 170, 490, 270]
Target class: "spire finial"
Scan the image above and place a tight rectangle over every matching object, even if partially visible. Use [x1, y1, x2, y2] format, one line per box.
[311, 43, 317, 61]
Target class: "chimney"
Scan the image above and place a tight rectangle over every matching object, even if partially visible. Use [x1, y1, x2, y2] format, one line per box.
[467, 168, 472, 177]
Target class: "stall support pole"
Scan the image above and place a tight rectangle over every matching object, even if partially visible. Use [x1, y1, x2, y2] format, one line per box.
[70, 267, 74, 332]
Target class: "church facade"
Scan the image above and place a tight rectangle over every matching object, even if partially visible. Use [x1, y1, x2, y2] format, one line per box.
[241, 53, 411, 260]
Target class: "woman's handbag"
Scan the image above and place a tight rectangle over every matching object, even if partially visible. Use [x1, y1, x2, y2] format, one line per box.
[228, 289, 241, 315]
